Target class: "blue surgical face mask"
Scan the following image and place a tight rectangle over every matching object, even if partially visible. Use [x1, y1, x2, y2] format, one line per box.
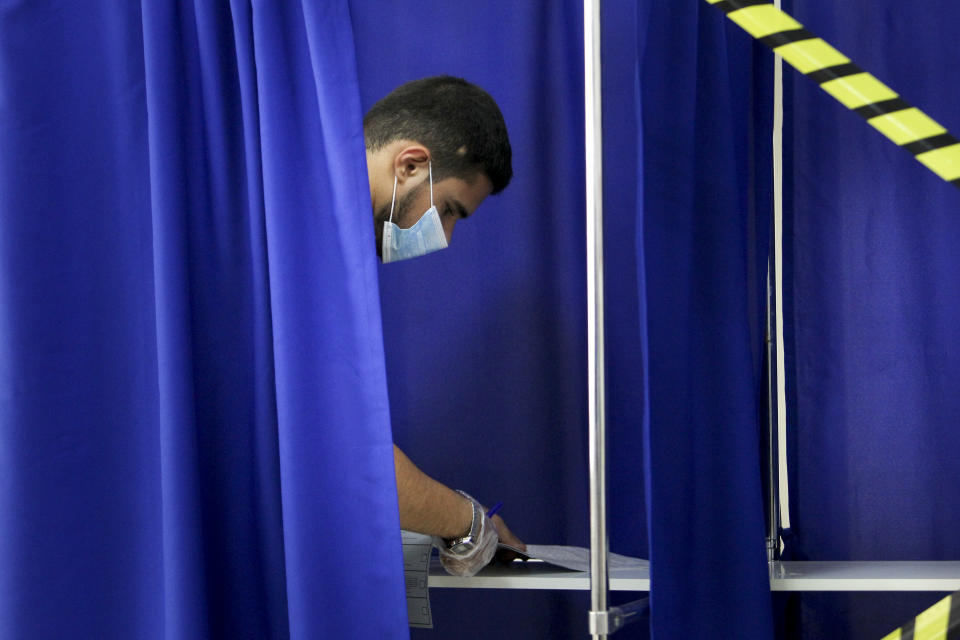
[381, 162, 448, 263]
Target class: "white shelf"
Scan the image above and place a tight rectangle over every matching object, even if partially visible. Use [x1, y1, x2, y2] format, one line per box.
[771, 561, 960, 592]
[428, 560, 960, 592]
[428, 558, 649, 591]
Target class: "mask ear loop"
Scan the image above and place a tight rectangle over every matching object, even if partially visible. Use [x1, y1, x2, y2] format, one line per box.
[429, 160, 434, 209]
[388, 174, 398, 223]
[390, 161, 431, 224]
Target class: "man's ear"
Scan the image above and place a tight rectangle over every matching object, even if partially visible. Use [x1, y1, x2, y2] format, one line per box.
[393, 144, 431, 185]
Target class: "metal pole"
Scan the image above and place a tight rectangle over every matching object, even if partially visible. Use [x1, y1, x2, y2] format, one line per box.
[772, 36, 793, 542]
[765, 263, 780, 563]
[584, 0, 609, 637]
[768, 0, 789, 559]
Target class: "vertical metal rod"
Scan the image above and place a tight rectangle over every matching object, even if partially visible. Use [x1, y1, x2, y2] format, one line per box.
[763, 0, 786, 564]
[585, 0, 608, 637]
[771, 0, 791, 542]
[765, 264, 780, 562]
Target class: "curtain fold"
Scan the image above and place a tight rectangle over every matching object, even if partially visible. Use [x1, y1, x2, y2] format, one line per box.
[0, 2, 406, 637]
[637, 1, 774, 636]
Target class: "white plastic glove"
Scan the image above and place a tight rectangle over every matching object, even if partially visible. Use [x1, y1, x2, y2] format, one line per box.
[436, 492, 499, 577]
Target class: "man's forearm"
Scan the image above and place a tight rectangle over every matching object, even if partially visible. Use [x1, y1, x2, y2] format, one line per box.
[394, 444, 473, 538]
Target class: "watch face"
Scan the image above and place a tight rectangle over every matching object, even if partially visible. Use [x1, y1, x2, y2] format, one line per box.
[448, 540, 475, 555]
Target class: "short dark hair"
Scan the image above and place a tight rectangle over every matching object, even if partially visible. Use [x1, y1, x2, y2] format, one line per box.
[363, 76, 512, 194]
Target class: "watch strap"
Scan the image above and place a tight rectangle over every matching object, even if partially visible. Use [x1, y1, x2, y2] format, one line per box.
[443, 491, 482, 553]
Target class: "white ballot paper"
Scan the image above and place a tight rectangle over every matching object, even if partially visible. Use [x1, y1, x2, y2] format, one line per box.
[499, 543, 647, 572]
[401, 530, 433, 629]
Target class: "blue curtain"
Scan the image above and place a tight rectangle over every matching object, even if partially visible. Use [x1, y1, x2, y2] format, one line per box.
[0, 2, 406, 638]
[637, 1, 775, 637]
[781, 1, 960, 637]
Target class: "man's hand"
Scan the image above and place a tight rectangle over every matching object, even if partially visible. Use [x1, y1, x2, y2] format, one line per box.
[438, 495, 498, 576]
[490, 513, 526, 564]
[393, 444, 529, 569]
[491, 514, 524, 550]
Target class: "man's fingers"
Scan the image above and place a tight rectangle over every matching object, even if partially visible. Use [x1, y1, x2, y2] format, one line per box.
[490, 514, 526, 551]
[492, 547, 525, 565]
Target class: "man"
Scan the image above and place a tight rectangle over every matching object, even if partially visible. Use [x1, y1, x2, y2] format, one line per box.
[363, 76, 525, 576]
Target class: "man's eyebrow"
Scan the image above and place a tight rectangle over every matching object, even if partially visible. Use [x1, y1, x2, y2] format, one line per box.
[452, 200, 470, 219]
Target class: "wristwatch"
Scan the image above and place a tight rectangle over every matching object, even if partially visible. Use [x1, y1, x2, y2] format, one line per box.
[443, 491, 483, 555]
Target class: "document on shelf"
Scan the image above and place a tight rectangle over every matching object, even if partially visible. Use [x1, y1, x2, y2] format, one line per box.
[498, 543, 648, 572]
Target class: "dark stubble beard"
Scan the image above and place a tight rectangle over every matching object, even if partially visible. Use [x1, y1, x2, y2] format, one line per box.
[373, 180, 427, 258]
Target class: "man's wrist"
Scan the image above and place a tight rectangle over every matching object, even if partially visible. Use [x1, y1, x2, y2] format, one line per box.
[443, 491, 481, 550]
[454, 494, 475, 538]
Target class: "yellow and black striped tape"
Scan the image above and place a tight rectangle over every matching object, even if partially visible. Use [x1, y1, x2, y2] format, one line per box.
[881, 590, 960, 640]
[705, 0, 960, 188]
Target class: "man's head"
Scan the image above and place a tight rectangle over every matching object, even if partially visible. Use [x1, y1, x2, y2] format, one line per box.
[364, 76, 512, 259]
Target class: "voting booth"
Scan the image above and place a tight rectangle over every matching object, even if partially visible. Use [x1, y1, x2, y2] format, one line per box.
[1, 1, 960, 639]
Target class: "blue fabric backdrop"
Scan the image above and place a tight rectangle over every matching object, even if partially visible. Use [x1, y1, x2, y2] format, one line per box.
[350, 2, 598, 637]
[0, 2, 406, 638]
[351, 0, 775, 638]
[781, 1, 960, 637]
